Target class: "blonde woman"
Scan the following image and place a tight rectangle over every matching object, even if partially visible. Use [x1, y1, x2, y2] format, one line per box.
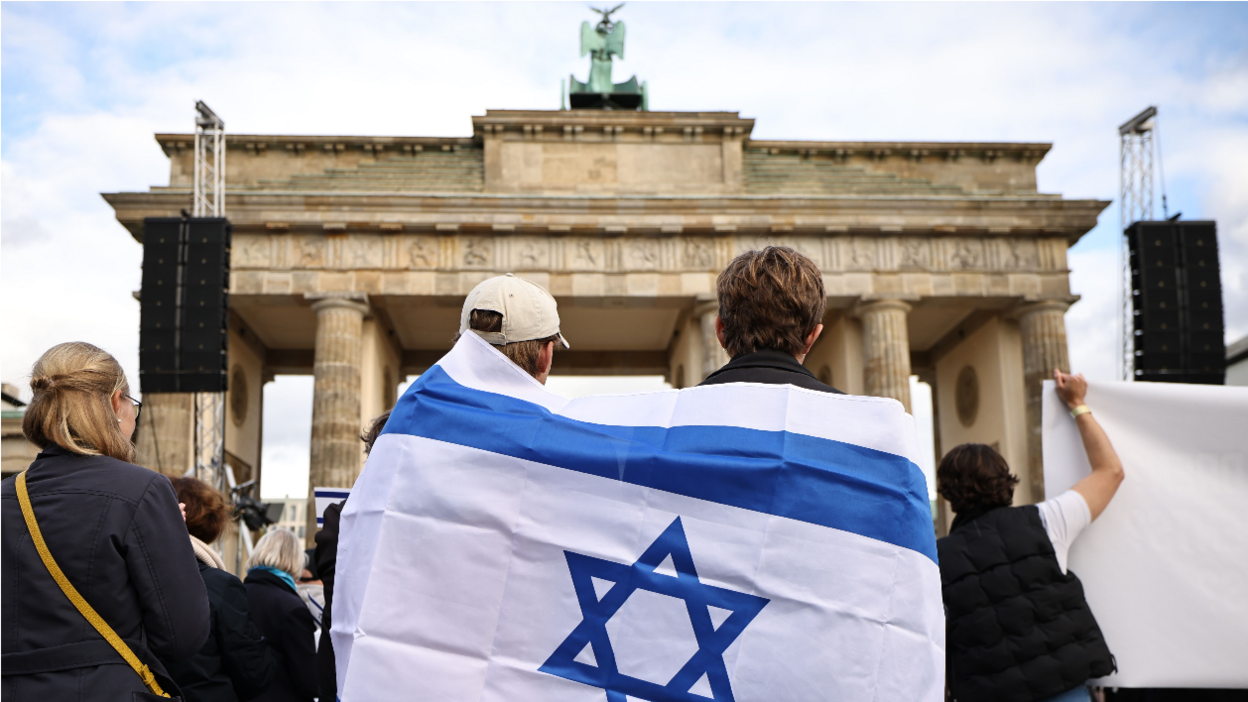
[244, 529, 317, 702]
[1, 342, 209, 701]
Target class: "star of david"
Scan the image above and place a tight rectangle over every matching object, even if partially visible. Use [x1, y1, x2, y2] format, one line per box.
[540, 517, 770, 702]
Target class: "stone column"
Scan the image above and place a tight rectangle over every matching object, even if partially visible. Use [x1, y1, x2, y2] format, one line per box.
[1016, 300, 1071, 502]
[133, 393, 195, 477]
[858, 300, 913, 412]
[697, 300, 729, 380]
[306, 293, 369, 544]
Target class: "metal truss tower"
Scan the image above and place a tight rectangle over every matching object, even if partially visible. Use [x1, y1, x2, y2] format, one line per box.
[193, 101, 225, 217]
[191, 101, 229, 510]
[1118, 106, 1158, 381]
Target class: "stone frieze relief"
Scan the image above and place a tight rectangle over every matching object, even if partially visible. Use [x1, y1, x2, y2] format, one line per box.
[230, 233, 1062, 274]
[460, 237, 492, 268]
[407, 236, 438, 268]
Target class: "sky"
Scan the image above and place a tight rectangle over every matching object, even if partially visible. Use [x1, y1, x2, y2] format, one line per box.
[3, 2, 1246, 499]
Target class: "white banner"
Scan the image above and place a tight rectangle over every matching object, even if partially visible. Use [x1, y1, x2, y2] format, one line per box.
[1043, 379, 1248, 688]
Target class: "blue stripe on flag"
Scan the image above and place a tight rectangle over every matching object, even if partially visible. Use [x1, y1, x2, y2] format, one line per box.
[383, 366, 937, 563]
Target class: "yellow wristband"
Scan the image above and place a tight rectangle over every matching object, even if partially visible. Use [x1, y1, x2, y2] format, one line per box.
[1070, 404, 1091, 419]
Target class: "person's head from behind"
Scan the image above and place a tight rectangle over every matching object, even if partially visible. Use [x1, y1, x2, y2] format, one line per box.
[716, 247, 826, 362]
[457, 274, 569, 384]
[360, 410, 391, 456]
[937, 443, 1020, 515]
[23, 342, 138, 463]
[247, 528, 303, 578]
[170, 477, 229, 544]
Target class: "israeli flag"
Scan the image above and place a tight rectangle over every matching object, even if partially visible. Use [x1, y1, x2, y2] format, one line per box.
[333, 333, 943, 701]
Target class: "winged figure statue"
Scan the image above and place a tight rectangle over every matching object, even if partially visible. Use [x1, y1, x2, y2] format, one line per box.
[581, 5, 626, 93]
[566, 4, 647, 110]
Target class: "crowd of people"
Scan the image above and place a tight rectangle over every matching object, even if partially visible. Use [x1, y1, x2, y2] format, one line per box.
[3, 247, 1130, 702]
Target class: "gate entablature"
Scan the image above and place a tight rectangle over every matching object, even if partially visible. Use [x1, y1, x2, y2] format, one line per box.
[104, 107, 1108, 533]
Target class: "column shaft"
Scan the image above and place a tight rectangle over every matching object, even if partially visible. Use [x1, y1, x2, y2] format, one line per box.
[1017, 301, 1071, 502]
[859, 300, 913, 412]
[307, 295, 369, 543]
[133, 392, 195, 477]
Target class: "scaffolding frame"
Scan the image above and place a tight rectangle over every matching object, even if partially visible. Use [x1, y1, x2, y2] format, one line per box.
[190, 101, 246, 562]
[191, 100, 228, 496]
[193, 101, 225, 218]
[1118, 106, 1158, 381]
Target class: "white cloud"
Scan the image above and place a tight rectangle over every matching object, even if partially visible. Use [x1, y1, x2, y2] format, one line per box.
[1067, 247, 1124, 382]
[1191, 129, 1248, 341]
[3, 2, 1245, 494]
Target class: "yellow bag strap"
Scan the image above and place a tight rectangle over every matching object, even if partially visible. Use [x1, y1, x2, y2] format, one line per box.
[16, 471, 170, 698]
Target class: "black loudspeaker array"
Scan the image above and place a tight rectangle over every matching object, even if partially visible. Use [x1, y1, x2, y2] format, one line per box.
[139, 217, 232, 393]
[1128, 220, 1225, 384]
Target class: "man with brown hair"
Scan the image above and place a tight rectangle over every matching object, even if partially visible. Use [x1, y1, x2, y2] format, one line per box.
[700, 246, 841, 393]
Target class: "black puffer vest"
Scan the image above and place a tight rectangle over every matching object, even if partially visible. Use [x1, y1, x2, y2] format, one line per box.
[938, 505, 1115, 702]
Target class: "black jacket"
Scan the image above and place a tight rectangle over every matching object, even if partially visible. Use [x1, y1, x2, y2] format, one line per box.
[938, 506, 1115, 702]
[244, 568, 317, 702]
[1, 445, 210, 701]
[312, 500, 343, 701]
[699, 349, 844, 394]
[164, 560, 276, 702]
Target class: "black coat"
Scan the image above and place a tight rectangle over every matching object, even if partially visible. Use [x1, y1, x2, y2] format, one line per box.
[243, 568, 317, 702]
[164, 560, 276, 702]
[312, 500, 343, 701]
[938, 506, 1114, 702]
[699, 349, 844, 394]
[1, 445, 210, 701]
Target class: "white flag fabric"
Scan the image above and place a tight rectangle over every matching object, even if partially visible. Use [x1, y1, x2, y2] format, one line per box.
[333, 333, 943, 701]
[1043, 379, 1248, 688]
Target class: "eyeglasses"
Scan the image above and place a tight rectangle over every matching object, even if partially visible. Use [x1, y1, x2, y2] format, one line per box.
[123, 394, 142, 421]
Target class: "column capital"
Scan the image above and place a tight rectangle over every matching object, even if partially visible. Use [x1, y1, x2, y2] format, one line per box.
[696, 297, 729, 379]
[1008, 298, 1072, 320]
[306, 292, 370, 316]
[852, 298, 913, 318]
[693, 296, 719, 318]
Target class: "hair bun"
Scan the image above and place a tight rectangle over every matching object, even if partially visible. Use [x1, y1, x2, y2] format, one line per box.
[30, 375, 56, 392]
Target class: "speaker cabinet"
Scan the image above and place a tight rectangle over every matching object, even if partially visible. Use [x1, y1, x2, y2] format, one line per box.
[1127, 220, 1225, 384]
[138, 217, 231, 394]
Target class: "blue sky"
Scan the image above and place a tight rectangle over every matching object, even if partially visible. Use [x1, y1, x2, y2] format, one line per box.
[3, 2, 1246, 497]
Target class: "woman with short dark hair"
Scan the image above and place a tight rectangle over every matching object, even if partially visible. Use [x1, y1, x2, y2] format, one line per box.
[165, 477, 275, 702]
[937, 370, 1125, 702]
[2, 342, 209, 700]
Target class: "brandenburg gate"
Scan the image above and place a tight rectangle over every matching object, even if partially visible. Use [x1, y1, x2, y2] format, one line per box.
[104, 108, 1108, 535]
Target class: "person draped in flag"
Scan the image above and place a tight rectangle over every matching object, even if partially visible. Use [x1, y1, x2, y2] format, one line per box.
[452, 273, 571, 382]
[333, 257, 942, 701]
[316, 273, 570, 700]
[937, 371, 1124, 702]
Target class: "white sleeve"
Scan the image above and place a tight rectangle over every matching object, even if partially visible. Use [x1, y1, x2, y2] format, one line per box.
[1035, 489, 1092, 575]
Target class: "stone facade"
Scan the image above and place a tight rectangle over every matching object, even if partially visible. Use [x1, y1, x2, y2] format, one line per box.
[1, 383, 37, 478]
[105, 109, 1108, 540]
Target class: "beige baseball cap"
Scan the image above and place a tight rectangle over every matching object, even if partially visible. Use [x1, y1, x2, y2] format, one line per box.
[459, 274, 570, 349]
